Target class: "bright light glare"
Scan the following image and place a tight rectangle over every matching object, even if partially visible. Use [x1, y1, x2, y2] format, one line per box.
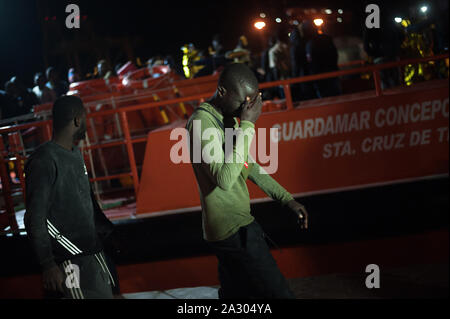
[420, 6, 428, 12]
[325, 9, 332, 14]
[338, 9, 343, 14]
[275, 18, 282, 23]
[254, 21, 266, 30]
[260, 12, 266, 18]
[313, 18, 324, 27]
[337, 17, 343, 22]
[394, 17, 402, 23]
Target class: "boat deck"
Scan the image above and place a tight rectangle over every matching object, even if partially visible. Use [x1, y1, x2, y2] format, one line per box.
[122, 263, 448, 299]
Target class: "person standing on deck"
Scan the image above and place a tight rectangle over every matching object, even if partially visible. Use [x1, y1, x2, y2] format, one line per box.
[24, 95, 119, 299]
[186, 63, 308, 299]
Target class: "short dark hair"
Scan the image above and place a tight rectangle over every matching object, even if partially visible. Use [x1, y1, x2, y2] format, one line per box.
[52, 95, 85, 133]
[46, 66, 56, 79]
[218, 63, 258, 94]
[34, 72, 44, 85]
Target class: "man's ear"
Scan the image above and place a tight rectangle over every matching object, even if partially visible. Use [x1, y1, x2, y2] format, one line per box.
[74, 116, 81, 128]
[217, 85, 227, 98]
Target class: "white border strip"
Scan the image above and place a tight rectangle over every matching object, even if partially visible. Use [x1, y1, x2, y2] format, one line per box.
[96, 252, 116, 287]
[47, 220, 83, 255]
[62, 261, 76, 299]
[67, 260, 84, 299]
[47, 226, 78, 255]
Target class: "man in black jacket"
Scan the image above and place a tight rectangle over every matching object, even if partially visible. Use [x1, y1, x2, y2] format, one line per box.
[24, 95, 117, 299]
[304, 21, 341, 98]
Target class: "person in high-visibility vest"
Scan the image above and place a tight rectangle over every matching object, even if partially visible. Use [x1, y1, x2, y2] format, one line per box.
[181, 43, 205, 79]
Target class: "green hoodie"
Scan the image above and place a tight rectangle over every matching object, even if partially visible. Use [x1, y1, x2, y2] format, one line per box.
[187, 102, 293, 241]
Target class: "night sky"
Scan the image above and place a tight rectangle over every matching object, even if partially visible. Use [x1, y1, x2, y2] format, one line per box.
[0, 0, 283, 86]
[0, 0, 423, 87]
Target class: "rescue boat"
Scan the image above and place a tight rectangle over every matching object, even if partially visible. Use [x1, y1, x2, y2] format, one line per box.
[0, 54, 448, 298]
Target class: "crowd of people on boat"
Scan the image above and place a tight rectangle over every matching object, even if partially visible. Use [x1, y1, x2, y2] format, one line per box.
[1, 12, 448, 123]
[0, 22, 342, 122]
[0, 62, 110, 121]
[181, 22, 342, 101]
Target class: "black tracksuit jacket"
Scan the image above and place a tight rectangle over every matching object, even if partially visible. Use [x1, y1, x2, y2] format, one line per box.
[24, 141, 114, 270]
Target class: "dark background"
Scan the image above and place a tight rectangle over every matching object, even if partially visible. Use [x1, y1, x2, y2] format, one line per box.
[0, 0, 428, 87]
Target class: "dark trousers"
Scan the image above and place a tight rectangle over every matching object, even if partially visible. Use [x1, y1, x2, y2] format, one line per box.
[374, 57, 400, 89]
[291, 65, 316, 101]
[45, 251, 114, 299]
[265, 68, 285, 99]
[208, 221, 295, 299]
[313, 77, 341, 98]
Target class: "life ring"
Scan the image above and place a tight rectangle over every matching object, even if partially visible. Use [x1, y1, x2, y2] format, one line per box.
[68, 77, 121, 95]
[121, 65, 171, 90]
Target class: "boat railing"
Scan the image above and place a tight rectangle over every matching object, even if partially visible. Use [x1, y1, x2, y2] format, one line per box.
[0, 53, 448, 231]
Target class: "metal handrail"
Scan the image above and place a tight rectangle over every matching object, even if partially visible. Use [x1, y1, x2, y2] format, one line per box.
[1, 54, 446, 134]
